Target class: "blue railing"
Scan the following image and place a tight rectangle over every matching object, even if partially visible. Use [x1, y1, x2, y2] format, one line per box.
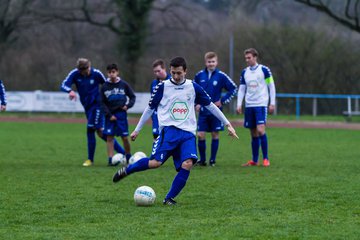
[276, 93, 360, 120]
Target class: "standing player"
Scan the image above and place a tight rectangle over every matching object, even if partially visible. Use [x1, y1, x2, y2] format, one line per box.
[101, 63, 136, 165]
[112, 57, 238, 205]
[236, 48, 276, 167]
[61, 58, 125, 167]
[194, 52, 237, 166]
[150, 59, 171, 139]
[0, 80, 6, 112]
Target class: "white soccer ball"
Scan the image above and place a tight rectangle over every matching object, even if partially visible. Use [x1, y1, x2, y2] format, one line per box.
[134, 186, 156, 206]
[129, 151, 147, 165]
[111, 153, 126, 166]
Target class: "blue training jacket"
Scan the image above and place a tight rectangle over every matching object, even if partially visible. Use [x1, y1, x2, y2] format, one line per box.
[194, 68, 237, 115]
[0, 80, 6, 106]
[60, 68, 106, 110]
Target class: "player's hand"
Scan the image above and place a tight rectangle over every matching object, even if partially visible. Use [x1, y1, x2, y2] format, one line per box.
[214, 101, 222, 108]
[1, 105, 6, 112]
[226, 124, 239, 139]
[69, 91, 77, 101]
[110, 115, 117, 121]
[122, 106, 128, 111]
[195, 104, 201, 112]
[130, 131, 139, 141]
[236, 107, 242, 114]
[268, 105, 275, 114]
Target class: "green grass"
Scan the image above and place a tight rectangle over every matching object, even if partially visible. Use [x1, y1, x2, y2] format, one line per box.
[0, 122, 359, 239]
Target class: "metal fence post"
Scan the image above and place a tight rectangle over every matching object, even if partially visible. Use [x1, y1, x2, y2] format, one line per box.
[296, 96, 300, 120]
[312, 98, 317, 117]
[347, 97, 352, 117]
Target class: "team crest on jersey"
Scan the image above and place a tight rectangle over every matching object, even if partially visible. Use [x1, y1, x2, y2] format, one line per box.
[213, 81, 218, 86]
[170, 101, 189, 120]
[90, 79, 94, 84]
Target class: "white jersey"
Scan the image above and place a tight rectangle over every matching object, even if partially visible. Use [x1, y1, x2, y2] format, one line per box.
[149, 79, 212, 135]
[134, 78, 231, 135]
[238, 64, 276, 108]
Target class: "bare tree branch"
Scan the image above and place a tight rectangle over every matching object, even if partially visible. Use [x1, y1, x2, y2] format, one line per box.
[294, 0, 360, 32]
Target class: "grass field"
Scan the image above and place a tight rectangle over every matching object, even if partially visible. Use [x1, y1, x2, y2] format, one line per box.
[0, 121, 359, 239]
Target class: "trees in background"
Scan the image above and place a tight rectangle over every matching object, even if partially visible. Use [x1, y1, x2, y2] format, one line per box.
[295, 0, 360, 33]
[0, 0, 359, 96]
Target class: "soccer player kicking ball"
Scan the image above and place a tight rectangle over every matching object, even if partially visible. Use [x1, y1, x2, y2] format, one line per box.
[237, 48, 276, 167]
[113, 57, 238, 205]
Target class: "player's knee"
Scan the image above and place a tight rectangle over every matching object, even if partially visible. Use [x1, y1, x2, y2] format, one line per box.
[211, 132, 219, 139]
[257, 126, 266, 135]
[197, 132, 205, 139]
[149, 160, 161, 168]
[181, 159, 193, 170]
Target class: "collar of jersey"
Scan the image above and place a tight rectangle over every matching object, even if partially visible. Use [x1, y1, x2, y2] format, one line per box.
[107, 77, 121, 83]
[204, 68, 218, 74]
[249, 64, 259, 71]
[170, 78, 186, 85]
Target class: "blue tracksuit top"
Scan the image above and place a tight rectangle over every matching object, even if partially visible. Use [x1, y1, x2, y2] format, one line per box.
[194, 68, 237, 115]
[60, 68, 106, 110]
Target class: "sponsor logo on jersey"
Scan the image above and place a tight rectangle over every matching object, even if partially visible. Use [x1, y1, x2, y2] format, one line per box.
[170, 101, 189, 120]
[213, 81, 218, 86]
[247, 80, 259, 94]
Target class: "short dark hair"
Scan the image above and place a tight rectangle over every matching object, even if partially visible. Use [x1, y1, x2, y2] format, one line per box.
[152, 59, 166, 69]
[244, 48, 259, 57]
[106, 63, 118, 71]
[170, 57, 187, 71]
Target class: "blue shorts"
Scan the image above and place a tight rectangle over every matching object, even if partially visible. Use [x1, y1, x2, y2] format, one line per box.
[85, 105, 104, 129]
[151, 111, 160, 137]
[244, 107, 267, 129]
[104, 111, 129, 137]
[150, 126, 198, 171]
[197, 113, 224, 132]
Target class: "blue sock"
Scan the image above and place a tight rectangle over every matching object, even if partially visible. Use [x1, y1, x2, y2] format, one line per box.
[166, 168, 190, 199]
[251, 137, 260, 163]
[87, 129, 96, 161]
[126, 157, 150, 175]
[210, 139, 219, 162]
[108, 157, 112, 164]
[198, 139, 206, 162]
[260, 134, 268, 159]
[101, 135, 125, 154]
[126, 153, 131, 162]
